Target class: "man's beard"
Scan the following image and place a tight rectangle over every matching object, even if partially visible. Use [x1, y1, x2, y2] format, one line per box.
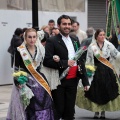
[60, 29, 70, 37]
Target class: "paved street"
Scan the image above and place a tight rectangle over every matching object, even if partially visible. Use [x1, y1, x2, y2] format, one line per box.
[0, 85, 12, 120]
[0, 85, 120, 120]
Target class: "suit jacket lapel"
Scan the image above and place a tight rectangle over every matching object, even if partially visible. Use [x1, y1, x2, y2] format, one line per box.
[57, 34, 68, 50]
[57, 34, 80, 52]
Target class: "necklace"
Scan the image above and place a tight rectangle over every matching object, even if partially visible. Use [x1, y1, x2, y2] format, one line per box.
[97, 41, 104, 50]
[26, 45, 37, 61]
[97, 42, 104, 55]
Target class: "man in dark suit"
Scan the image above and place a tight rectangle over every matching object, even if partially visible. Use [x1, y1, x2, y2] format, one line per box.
[43, 15, 89, 120]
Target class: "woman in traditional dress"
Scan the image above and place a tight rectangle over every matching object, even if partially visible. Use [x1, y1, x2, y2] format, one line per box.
[6, 28, 56, 120]
[76, 29, 120, 119]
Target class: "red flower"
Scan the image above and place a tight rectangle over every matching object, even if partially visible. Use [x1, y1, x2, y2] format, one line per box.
[82, 46, 87, 50]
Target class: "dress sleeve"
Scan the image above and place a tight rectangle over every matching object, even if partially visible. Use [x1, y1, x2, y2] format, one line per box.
[14, 49, 28, 86]
[14, 50, 21, 69]
[110, 43, 120, 62]
[43, 38, 68, 69]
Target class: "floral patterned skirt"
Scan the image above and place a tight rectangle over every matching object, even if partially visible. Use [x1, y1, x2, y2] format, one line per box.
[6, 74, 57, 120]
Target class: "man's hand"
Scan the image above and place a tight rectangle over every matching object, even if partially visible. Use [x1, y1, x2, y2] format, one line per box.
[68, 60, 75, 67]
[53, 55, 60, 62]
[84, 86, 90, 91]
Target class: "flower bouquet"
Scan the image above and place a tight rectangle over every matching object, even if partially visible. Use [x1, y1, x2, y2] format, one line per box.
[59, 46, 87, 80]
[85, 65, 96, 77]
[13, 71, 34, 109]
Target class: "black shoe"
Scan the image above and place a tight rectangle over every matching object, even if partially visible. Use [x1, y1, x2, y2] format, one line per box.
[100, 116, 106, 119]
[93, 116, 99, 119]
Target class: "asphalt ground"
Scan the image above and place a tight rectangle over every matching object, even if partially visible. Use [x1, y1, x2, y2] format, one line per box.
[0, 85, 120, 120]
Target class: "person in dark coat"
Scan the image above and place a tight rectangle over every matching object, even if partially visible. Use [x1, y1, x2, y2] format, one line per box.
[43, 15, 89, 120]
[8, 28, 23, 67]
[109, 33, 118, 49]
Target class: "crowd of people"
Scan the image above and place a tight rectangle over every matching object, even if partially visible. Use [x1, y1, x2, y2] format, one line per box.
[6, 14, 120, 120]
